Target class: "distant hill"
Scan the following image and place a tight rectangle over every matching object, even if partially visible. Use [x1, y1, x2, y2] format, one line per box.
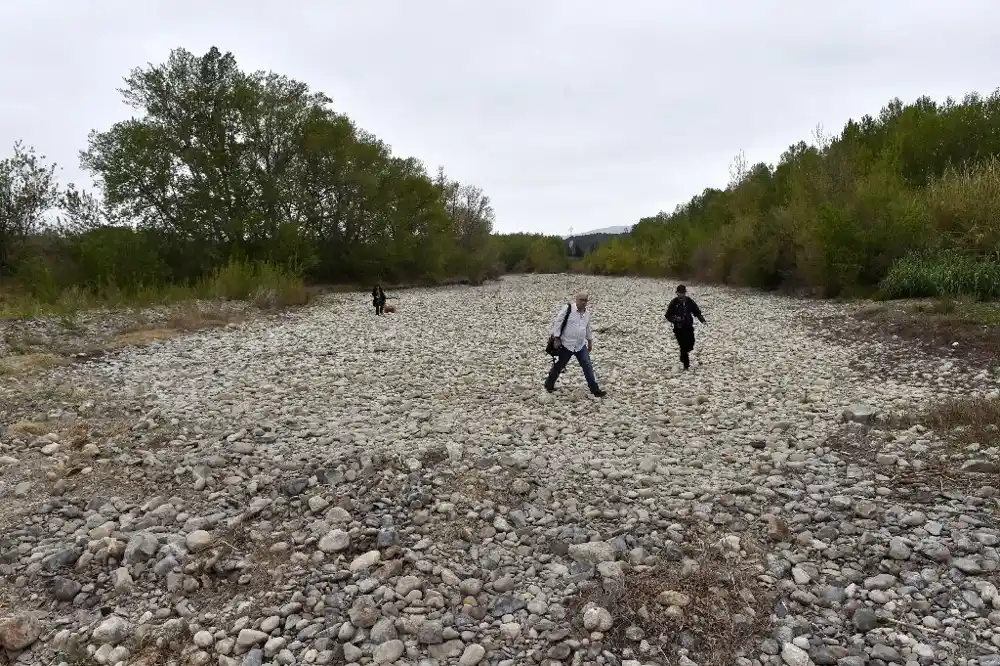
[564, 226, 630, 256]
[563, 225, 630, 238]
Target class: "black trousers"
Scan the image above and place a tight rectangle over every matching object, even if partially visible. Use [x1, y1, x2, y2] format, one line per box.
[374, 302, 385, 315]
[673, 326, 695, 369]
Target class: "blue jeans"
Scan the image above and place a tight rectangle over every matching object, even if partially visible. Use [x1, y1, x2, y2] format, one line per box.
[545, 345, 599, 392]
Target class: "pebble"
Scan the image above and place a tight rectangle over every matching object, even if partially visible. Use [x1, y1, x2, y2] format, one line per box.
[0, 276, 995, 666]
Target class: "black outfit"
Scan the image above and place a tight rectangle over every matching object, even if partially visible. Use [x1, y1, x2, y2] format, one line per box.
[665, 295, 705, 370]
[372, 286, 387, 315]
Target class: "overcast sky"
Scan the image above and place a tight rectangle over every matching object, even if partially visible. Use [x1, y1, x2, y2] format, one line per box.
[2, 1, 998, 235]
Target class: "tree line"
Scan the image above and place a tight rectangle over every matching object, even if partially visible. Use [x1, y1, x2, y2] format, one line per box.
[0, 46, 570, 309]
[14, 46, 987, 308]
[583, 91, 1000, 299]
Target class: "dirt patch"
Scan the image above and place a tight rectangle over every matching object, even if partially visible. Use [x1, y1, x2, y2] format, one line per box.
[0, 300, 252, 366]
[112, 306, 247, 348]
[113, 327, 186, 347]
[848, 299, 1000, 368]
[569, 538, 773, 666]
[8, 420, 51, 436]
[0, 352, 67, 376]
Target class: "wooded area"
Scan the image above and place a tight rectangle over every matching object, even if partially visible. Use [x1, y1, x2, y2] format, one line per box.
[4, 46, 998, 311]
[0, 46, 569, 311]
[583, 92, 1000, 299]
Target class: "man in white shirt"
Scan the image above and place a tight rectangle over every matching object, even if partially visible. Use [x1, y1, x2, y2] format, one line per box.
[544, 290, 606, 397]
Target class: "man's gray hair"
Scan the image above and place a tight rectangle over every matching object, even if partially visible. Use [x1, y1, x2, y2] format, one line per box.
[575, 290, 589, 300]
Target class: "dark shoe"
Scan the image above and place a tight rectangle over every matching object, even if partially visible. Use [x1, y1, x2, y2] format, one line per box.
[544, 383, 555, 393]
[592, 389, 606, 398]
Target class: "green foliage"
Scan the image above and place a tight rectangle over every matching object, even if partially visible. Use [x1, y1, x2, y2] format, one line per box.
[0, 141, 61, 276]
[880, 251, 1000, 300]
[583, 91, 1000, 297]
[0, 258, 308, 318]
[1, 46, 502, 312]
[491, 233, 570, 274]
[200, 259, 310, 308]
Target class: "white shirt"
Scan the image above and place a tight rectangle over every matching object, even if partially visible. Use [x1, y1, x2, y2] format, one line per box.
[550, 302, 592, 353]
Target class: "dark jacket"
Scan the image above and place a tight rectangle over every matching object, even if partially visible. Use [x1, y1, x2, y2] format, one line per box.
[372, 286, 386, 306]
[665, 296, 705, 329]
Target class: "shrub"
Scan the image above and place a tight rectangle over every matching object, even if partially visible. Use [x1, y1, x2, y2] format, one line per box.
[880, 251, 1000, 300]
[201, 259, 311, 308]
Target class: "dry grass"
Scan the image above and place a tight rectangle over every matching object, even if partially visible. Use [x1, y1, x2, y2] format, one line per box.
[852, 298, 1000, 366]
[0, 303, 247, 378]
[921, 395, 1000, 448]
[8, 420, 48, 436]
[113, 305, 246, 348]
[0, 352, 66, 376]
[824, 416, 998, 505]
[570, 540, 772, 666]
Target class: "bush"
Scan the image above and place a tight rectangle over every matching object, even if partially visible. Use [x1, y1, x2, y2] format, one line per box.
[202, 259, 311, 308]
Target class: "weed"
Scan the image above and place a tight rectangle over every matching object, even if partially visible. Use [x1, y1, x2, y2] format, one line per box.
[0, 259, 309, 319]
[113, 304, 246, 348]
[921, 395, 1000, 448]
[569, 539, 772, 666]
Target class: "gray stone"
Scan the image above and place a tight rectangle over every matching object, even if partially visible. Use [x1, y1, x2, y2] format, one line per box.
[582, 606, 613, 632]
[870, 644, 900, 661]
[852, 608, 878, 632]
[186, 529, 214, 553]
[780, 642, 811, 666]
[842, 403, 877, 424]
[459, 643, 486, 666]
[92, 616, 131, 645]
[373, 639, 405, 664]
[961, 459, 1000, 474]
[567, 541, 615, 564]
[124, 532, 159, 563]
[317, 529, 350, 553]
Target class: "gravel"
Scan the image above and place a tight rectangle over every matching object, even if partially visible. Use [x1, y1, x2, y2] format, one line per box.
[1, 274, 999, 666]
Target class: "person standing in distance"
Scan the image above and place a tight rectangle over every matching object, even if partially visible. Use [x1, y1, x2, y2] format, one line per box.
[665, 284, 706, 371]
[545, 290, 606, 397]
[372, 284, 387, 315]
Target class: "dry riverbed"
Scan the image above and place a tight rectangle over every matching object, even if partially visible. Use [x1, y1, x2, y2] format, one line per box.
[1, 275, 998, 666]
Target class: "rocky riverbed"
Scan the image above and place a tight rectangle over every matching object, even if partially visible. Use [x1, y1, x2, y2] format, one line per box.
[1, 274, 998, 666]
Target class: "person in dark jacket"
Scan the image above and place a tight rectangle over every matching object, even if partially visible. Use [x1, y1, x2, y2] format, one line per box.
[665, 284, 706, 370]
[372, 284, 387, 315]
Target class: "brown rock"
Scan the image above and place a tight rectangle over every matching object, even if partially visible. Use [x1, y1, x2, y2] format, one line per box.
[0, 614, 42, 651]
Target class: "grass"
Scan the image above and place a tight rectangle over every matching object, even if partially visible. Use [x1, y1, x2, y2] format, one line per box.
[0, 259, 310, 319]
[0, 352, 66, 377]
[856, 296, 1000, 326]
[921, 395, 1000, 448]
[903, 298, 1000, 324]
[880, 251, 1000, 300]
[113, 304, 247, 348]
[569, 540, 772, 666]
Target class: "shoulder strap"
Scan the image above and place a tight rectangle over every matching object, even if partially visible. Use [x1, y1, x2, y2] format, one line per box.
[559, 302, 572, 334]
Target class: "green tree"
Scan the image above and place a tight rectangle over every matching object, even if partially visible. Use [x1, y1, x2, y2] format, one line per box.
[0, 142, 60, 275]
[584, 89, 1000, 298]
[81, 46, 333, 281]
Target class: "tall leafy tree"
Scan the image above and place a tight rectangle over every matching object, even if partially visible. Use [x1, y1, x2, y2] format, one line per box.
[0, 142, 60, 275]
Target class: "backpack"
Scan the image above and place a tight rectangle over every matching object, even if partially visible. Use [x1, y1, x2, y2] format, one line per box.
[669, 297, 689, 330]
[544, 302, 573, 357]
